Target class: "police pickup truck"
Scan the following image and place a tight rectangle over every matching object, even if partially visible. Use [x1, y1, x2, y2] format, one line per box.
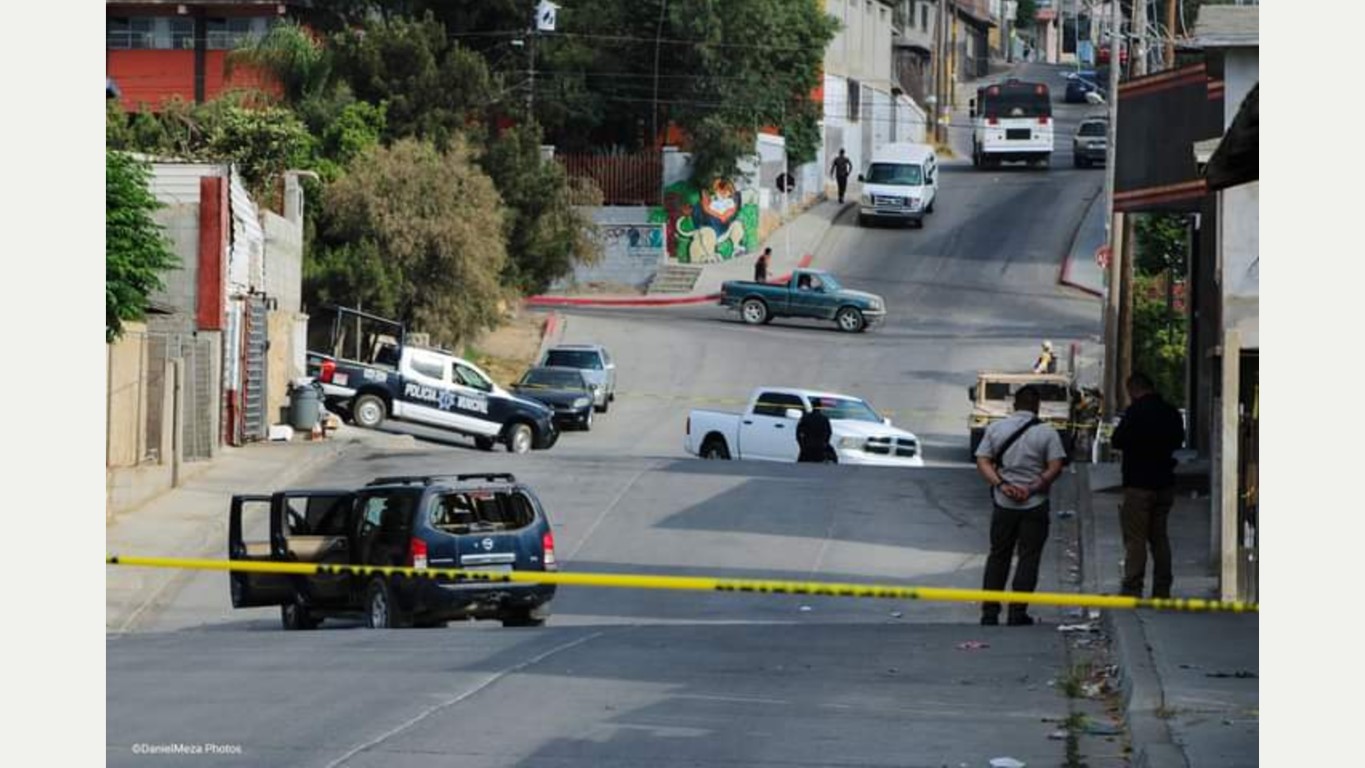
[307, 307, 557, 453]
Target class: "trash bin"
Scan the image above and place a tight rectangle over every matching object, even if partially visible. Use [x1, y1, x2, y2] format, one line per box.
[288, 379, 323, 432]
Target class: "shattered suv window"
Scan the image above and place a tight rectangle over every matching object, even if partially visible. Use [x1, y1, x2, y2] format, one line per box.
[429, 491, 536, 534]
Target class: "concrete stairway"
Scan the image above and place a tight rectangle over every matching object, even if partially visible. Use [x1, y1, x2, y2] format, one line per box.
[647, 264, 703, 294]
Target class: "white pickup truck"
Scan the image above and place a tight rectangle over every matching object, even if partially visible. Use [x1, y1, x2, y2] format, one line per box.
[684, 387, 924, 467]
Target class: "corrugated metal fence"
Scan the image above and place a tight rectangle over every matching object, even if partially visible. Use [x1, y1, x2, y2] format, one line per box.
[557, 151, 662, 206]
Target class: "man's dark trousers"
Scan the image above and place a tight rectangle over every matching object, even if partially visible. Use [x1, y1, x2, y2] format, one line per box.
[836, 175, 849, 203]
[981, 502, 1050, 620]
[1120, 487, 1175, 598]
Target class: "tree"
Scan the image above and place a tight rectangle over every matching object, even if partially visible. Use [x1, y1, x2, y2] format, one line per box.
[328, 13, 499, 150]
[310, 138, 510, 347]
[1016, 0, 1038, 27]
[107, 150, 179, 342]
[228, 20, 333, 106]
[478, 123, 600, 294]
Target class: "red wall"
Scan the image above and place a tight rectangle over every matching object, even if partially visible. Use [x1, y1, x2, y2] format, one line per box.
[108, 50, 281, 111]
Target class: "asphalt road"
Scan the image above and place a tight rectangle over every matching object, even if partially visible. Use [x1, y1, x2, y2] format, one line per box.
[108, 63, 1108, 767]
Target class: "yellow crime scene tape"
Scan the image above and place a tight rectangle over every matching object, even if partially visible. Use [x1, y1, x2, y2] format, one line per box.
[106, 555, 1257, 614]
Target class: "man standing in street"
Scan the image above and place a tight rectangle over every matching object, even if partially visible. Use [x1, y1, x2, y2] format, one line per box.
[830, 149, 853, 204]
[974, 385, 1067, 626]
[1110, 372, 1185, 598]
[796, 401, 833, 463]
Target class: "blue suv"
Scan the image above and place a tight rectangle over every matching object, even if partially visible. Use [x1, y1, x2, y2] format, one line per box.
[229, 473, 557, 630]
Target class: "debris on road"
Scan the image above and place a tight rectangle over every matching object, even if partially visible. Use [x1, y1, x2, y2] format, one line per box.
[989, 758, 1027, 768]
[955, 640, 990, 651]
[1058, 622, 1099, 633]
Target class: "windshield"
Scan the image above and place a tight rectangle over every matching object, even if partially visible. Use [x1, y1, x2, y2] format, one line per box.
[809, 395, 882, 423]
[794, 272, 841, 292]
[544, 349, 603, 370]
[979, 84, 1052, 119]
[519, 368, 587, 390]
[1079, 122, 1107, 136]
[865, 163, 923, 186]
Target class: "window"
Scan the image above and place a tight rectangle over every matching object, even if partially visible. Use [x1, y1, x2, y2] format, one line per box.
[206, 16, 272, 50]
[922, 6, 929, 30]
[170, 18, 194, 50]
[865, 163, 924, 185]
[847, 79, 861, 122]
[358, 493, 415, 537]
[410, 356, 446, 381]
[107, 17, 155, 50]
[1079, 121, 1108, 136]
[753, 392, 806, 418]
[809, 396, 882, 423]
[521, 368, 587, 390]
[284, 495, 353, 536]
[454, 364, 493, 392]
[544, 349, 604, 370]
[430, 491, 535, 534]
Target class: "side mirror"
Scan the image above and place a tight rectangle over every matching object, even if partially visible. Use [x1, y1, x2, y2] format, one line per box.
[967, 385, 975, 401]
[968, 99, 976, 118]
[882, 417, 892, 426]
[857, 173, 865, 182]
[784, 408, 804, 420]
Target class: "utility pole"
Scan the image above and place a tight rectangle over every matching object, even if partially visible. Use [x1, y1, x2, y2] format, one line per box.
[1165, 0, 1178, 68]
[526, 26, 536, 119]
[1101, 0, 1123, 419]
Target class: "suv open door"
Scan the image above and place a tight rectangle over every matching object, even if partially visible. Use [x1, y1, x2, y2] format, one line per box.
[228, 494, 291, 608]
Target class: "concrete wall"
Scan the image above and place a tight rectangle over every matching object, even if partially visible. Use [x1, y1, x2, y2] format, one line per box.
[556, 207, 665, 289]
[150, 205, 201, 334]
[825, 0, 897, 83]
[107, 322, 149, 469]
[264, 211, 302, 314]
[1220, 181, 1258, 349]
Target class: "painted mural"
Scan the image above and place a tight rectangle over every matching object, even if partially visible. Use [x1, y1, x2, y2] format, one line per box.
[658, 178, 760, 264]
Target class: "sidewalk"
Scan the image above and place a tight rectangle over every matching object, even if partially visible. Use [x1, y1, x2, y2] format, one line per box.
[106, 426, 419, 633]
[528, 199, 854, 306]
[1079, 463, 1259, 767]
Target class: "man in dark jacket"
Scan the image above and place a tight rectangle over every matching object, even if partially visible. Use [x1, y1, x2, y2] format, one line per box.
[796, 402, 833, 463]
[1110, 372, 1186, 598]
[754, 247, 771, 283]
[830, 149, 853, 203]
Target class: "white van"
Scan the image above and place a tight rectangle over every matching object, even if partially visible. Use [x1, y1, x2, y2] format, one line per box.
[856, 143, 939, 228]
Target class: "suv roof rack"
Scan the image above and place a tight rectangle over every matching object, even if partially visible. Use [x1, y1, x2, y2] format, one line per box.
[365, 473, 518, 487]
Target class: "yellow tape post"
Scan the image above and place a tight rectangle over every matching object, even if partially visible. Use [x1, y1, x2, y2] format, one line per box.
[106, 555, 1258, 614]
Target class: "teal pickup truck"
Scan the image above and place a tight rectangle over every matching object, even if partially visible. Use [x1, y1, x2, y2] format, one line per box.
[719, 269, 887, 333]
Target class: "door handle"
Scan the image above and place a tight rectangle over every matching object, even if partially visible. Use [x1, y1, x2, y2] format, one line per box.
[742, 420, 753, 425]
[774, 424, 785, 429]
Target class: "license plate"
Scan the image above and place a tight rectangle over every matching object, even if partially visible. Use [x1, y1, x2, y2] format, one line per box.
[1006, 129, 1031, 140]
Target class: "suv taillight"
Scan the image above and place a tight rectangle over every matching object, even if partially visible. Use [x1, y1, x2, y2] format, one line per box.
[542, 531, 558, 571]
[320, 359, 336, 383]
[408, 537, 428, 569]
[987, 117, 999, 126]
[1038, 115, 1050, 125]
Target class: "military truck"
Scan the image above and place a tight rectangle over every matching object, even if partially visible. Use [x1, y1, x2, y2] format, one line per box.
[967, 372, 1080, 460]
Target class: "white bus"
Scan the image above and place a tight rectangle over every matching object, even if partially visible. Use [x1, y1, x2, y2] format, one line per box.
[969, 78, 1054, 169]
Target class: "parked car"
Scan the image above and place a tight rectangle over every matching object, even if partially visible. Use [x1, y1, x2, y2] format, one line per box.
[307, 306, 557, 453]
[719, 268, 886, 333]
[684, 387, 924, 467]
[229, 473, 558, 630]
[1065, 72, 1103, 103]
[539, 344, 616, 413]
[1073, 117, 1108, 168]
[510, 366, 596, 431]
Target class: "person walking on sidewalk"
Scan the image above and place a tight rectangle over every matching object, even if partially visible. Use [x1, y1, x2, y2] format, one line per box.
[796, 401, 833, 463]
[754, 247, 772, 283]
[830, 149, 853, 204]
[974, 385, 1067, 626]
[1110, 372, 1185, 599]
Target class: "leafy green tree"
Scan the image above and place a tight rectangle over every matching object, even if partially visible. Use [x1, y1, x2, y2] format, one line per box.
[107, 150, 180, 342]
[228, 20, 333, 105]
[1016, 0, 1038, 26]
[1132, 275, 1187, 406]
[328, 13, 499, 149]
[311, 138, 510, 346]
[478, 123, 600, 294]
[1135, 213, 1188, 277]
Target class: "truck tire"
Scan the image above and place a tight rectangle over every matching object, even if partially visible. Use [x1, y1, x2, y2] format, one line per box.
[365, 578, 409, 629]
[741, 298, 768, 326]
[835, 307, 865, 333]
[475, 436, 496, 451]
[281, 601, 321, 631]
[505, 422, 534, 454]
[352, 394, 387, 429]
[700, 436, 731, 460]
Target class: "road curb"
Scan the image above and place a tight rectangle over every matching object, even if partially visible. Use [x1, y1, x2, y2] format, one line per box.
[1077, 464, 1188, 768]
